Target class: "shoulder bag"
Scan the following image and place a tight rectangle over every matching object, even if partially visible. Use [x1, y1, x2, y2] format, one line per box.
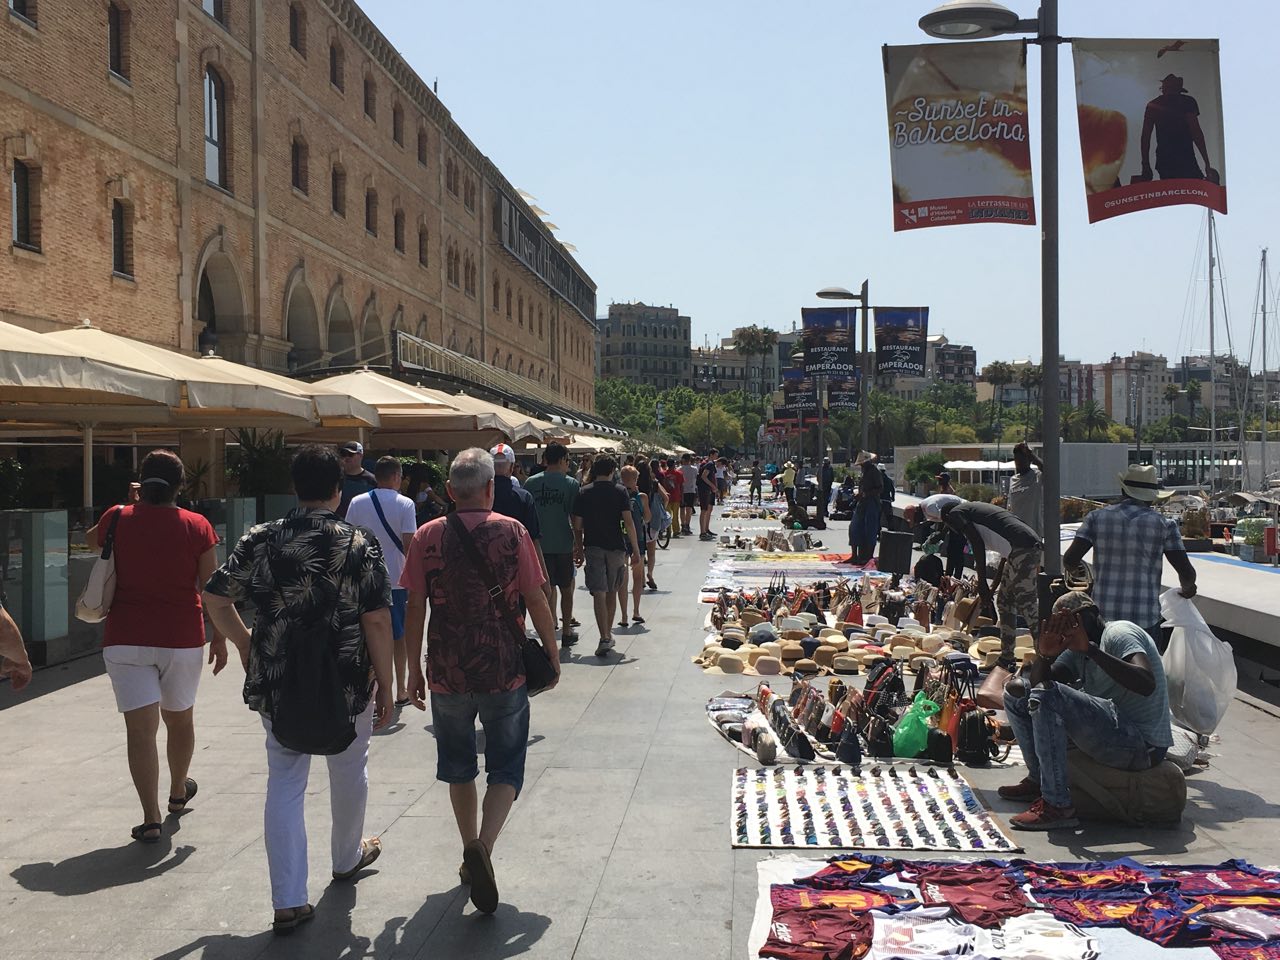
[76, 507, 123, 623]
[368, 490, 406, 555]
[446, 513, 557, 695]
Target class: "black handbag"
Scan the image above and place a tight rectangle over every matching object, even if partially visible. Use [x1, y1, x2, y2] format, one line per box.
[446, 514, 557, 695]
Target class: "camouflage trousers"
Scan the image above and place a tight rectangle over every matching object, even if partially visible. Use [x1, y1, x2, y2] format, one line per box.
[996, 545, 1040, 659]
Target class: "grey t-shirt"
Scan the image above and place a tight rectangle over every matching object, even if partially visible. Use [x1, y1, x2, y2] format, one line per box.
[1007, 467, 1043, 536]
[1057, 620, 1173, 748]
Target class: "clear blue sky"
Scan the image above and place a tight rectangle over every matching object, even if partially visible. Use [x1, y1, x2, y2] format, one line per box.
[365, 1, 1279, 372]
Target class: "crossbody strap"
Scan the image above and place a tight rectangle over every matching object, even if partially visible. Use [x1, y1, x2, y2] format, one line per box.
[445, 513, 525, 646]
[368, 490, 405, 554]
[100, 506, 123, 560]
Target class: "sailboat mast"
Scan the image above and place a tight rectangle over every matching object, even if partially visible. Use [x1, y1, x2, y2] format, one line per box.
[1264, 247, 1270, 490]
[1208, 211, 1217, 493]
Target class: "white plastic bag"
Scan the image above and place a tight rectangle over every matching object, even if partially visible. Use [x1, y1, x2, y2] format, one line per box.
[1160, 590, 1236, 735]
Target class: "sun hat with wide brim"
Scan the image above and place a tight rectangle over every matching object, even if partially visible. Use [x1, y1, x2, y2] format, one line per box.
[833, 654, 861, 675]
[1118, 463, 1174, 502]
[968, 637, 1003, 660]
[813, 644, 838, 668]
[756, 656, 783, 675]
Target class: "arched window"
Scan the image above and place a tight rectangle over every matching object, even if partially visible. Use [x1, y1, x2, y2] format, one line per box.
[518, 359, 525, 376]
[492, 349, 500, 366]
[288, 3, 306, 57]
[392, 102, 404, 146]
[393, 209, 405, 253]
[538, 308, 543, 339]
[418, 226, 428, 267]
[330, 162, 346, 215]
[505, 284, 512, 318]
[290, 136, 308, 194]
[329, 42, 344, 91]
[491, 277, 499, 311]
[108, 2, 130, 79]
[364, 187, 377, 236]
[417, 128, 428, 166]
[363, 73, 376, 120]
[203, 67, 228, 188]
[111, 198, 133, 277]
[517, 294, 524, 327]
[505, 354, 512, 372]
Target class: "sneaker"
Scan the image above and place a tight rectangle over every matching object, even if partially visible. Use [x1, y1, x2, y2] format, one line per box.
[997, 777, 1041, 802]
[595, 637, 615, 657]
[699, 533, 714, 541]
[1010, 797, 1079, 831]
[682, 526, 693, 535]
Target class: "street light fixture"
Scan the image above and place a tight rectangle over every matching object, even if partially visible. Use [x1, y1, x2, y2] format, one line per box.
[916, 0, 1062, 578]
[696, 352, 718, 452]
[815, 280, 871, 454]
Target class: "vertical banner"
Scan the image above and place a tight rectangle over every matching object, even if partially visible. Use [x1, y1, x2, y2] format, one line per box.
[781, 368, 819, 414]
[828, 370, 862, 411]
[875, 308, 929, 377]
[1073, 39, 1226, 223]
[800, 307, 856, 377]
[883, 40, 1034, 231]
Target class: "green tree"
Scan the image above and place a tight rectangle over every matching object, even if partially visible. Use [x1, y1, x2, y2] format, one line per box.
[905, 451, 947, 486]
[1080, 400, 1110, 441]
[1163, 382, 1181, 420]
[733, 325, 780, 453]
[866, 390, 896, 455]
[1184, 380, 1202, 440]
[675, 404, 742, 451]
[1018, 363, 1042, 441]
[983, 361, 1015, 437]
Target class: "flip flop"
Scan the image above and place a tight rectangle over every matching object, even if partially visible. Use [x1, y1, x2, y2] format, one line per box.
[632, 616, 646, 625]
[394, 697, 411, 707]
[617, 620, 629, 629]
[332, 837, 382, 881]
[463, 839, 498, 914]
[130, 822, 162, 844]
[167, 778, 198, 814]
[272, 904, 315, 936]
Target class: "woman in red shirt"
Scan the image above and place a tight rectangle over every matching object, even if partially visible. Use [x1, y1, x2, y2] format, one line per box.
[93, 450, 225, 843]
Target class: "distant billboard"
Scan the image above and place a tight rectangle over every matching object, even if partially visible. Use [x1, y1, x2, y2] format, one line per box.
[800, 307, 857, 377]
[875, 308, 929, 377]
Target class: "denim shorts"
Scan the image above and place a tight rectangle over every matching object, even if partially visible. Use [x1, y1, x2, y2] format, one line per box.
[390, 588, 408, 640]
[430, 685, 530, 796]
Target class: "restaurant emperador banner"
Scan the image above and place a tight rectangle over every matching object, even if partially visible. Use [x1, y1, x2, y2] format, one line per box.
[800, 307, 856, 378]
[883, 40, 1034, 231]
[1072, 39, 1226, 223]
[875, 308, 929, 377]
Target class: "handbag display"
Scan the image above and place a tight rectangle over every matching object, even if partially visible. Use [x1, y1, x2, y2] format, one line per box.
[446, 514, 557, 696]
[76, 507, 122, 624]
[976, 663, 1014, 710]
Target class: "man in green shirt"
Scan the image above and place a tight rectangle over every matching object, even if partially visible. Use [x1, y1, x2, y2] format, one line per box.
[524, 443, 581, 646]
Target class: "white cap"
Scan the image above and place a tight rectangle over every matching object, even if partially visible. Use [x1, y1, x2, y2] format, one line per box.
[489, 443, 516, 464]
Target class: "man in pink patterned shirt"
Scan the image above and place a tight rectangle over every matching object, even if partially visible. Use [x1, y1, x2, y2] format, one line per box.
[401, 447, 559, 915]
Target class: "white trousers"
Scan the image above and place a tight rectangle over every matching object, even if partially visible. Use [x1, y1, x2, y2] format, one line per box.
[260, 701, 374, 910]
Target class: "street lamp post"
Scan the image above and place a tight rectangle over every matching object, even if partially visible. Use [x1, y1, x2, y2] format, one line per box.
[817, 280, 871, 454]
[918, 0, 1061, 577]
[697, 357, 718, 452]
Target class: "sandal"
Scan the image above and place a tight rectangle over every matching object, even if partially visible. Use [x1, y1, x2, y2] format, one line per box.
[617, 620, 629, 629]
[130, 822, 162, 844]
[272, 904, 315, 935]
[167, 778, 198, 815]
[332, 836, 382, 881]
[632, 616, 646, 625]
[394, 697, 411, 707]
[646, 579, 657, 590]
[463, 839, 499, 914]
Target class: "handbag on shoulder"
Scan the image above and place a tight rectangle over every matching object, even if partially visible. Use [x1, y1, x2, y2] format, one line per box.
[446, 514, 557, 695]
[76, 507, 122, 623]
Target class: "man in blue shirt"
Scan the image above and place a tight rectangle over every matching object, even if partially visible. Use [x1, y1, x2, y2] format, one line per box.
[489, 444, 547, 588]
[998, 591, 1173, 831]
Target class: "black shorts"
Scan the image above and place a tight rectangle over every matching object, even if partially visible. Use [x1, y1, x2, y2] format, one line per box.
[543, 553, 575, 590]
[681, 492, 697, 508]
[698, 487, 715, 510]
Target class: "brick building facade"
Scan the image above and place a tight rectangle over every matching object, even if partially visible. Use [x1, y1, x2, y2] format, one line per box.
[1, 0, 597, 413]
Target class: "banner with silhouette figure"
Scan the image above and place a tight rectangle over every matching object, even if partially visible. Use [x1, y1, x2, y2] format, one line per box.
[883, 40, 1034, 231]
[1073, 38, 1226, 222]
[875, 308, 929, 377]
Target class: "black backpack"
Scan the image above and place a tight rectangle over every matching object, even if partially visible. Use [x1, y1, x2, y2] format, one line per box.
[955, 707, 997, 766]
[879, 465, 896, 503]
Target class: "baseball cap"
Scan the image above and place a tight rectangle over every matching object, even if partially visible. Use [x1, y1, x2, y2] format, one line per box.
[1052, 591, 1097, 615]
[489, 443, 516, 464]
[338, 441, 364, 456]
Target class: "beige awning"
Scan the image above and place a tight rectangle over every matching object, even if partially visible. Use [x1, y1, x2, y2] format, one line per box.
[191, 356, 380, 428]
[43, 324, 317, 425]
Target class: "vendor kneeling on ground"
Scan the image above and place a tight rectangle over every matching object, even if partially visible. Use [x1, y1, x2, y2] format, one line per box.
[999, 591, 1172, 832]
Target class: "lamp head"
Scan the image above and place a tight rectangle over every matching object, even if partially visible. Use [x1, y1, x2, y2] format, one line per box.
[918, 0, 1021, 39]
[816, 286, 857, 300]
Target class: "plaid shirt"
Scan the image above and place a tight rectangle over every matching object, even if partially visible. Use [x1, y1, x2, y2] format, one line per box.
[1075, 500, 1183, 628]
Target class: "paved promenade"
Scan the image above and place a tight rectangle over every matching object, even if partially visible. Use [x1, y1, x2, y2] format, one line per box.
[2, 509, 1279, 959]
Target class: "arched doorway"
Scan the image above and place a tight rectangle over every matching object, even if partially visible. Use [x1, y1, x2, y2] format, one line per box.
[362, 311, 386, 365]
[327, 290, 357, 367]
[284, 273, 322, 370]
[195, 244, 246, 360]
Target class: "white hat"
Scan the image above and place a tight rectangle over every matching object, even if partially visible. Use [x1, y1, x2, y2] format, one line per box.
[1118, 463, 1173, 502]
[920, 493, 964, 522]
[489, 443, 516, 464]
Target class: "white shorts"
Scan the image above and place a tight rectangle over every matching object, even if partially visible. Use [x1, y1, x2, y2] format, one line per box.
[103, 645, 204, 713]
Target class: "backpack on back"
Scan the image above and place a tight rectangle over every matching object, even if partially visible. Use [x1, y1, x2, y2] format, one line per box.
[879, 465, 896, 503]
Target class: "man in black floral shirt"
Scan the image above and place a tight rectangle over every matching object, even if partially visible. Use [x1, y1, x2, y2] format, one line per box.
[204, 444, 393, 935]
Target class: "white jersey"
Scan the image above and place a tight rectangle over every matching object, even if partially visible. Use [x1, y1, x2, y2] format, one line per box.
[976, 912, 1099, 960]
[869, 907, 978, 960]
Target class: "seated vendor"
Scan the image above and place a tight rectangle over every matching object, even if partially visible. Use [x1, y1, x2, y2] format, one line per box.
[999, 591, 1173, 831]
[831, 477, 856, 515]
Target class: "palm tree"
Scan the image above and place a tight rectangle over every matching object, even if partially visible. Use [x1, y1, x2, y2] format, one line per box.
[1018, 363, 1042, 441]
[867, 389, 895, 455]
[1184, 380, 1202, 441]
[733, 325, 779, 453]
[1080, 400, 1109, 441]
[983, 361, 1015, 438]
[1163, 382, 1181, 420]
[1060, 405, 1079, 442]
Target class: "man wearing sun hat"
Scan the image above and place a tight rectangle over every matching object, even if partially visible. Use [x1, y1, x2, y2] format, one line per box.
[998, 590, 1172, 831]
[1063, 464, 1197, 646]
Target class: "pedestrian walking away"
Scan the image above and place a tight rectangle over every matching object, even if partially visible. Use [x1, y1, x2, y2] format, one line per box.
[642, 459, 667, 589]
[399, 448, 560, 915]
[87, 449, 224, 846]
[203, 444, 395, 935]
[573, 456, 641, 657]
[619, 464, 651, 627]
[847, 451, 883, 566]
[344, 456, 418, 707]
[697, 450, 719, 540]
[524, 443, 581, 645]
[999, 592, 1173, 831]
[678, 453, 698, 536]
[749, 460, 763, 505]
[1063, 463, 1197, 647]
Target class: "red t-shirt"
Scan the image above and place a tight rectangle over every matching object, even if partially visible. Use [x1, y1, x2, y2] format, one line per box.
[903, 864, 1033, 928]
[399, 509, 546, 695]
[98, 504, 219, 649]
